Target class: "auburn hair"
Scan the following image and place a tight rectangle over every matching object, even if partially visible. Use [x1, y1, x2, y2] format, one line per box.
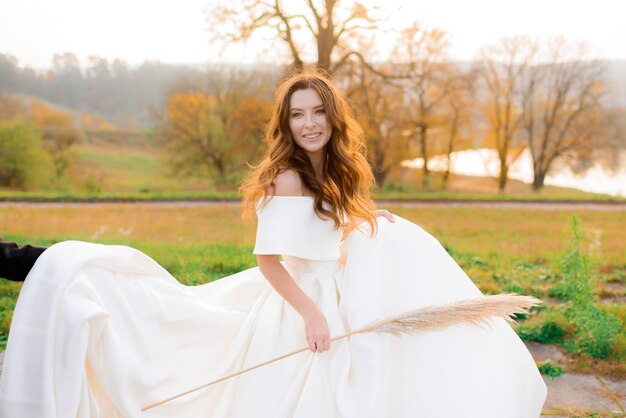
[240, 70, 378, 237]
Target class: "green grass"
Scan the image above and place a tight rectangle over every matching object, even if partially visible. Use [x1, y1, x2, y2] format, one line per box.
[0, 190, 237, 200]
[1, 206, 624, 377]
[74, 145, 213, 193]
[1, 189, 624, 202]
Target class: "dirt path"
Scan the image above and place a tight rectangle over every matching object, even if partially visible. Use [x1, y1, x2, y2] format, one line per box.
[525, 342, 625, 416]
[0, 199, 624, 211]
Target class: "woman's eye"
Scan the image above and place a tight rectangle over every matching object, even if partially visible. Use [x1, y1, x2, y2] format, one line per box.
[291, 113, 302, 118]
[316, 109, 325, 114]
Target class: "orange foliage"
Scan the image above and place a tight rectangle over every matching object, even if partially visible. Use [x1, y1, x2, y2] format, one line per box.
[28, 101, 73, 129]
[162, 89, 270, 184]
[0, 93, 22, 121]
[80, 113, 118, 131]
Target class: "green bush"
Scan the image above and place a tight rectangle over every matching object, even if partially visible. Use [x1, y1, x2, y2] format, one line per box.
[0, 120, 53, 190]
[557, 216, 624, 359]
[569, 305, 623, 359]
[517, 318, 567, 344]
[537, 360, 564, 379]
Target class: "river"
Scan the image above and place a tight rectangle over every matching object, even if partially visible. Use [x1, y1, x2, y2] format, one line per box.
[403, 148, 626, 197]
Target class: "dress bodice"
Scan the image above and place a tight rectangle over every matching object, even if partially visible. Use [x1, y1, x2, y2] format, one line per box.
[252, 196, 343, 261]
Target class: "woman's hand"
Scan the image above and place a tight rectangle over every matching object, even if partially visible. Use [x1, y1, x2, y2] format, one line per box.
[375, 209, 395, 223]
[302, 308, 331, 353]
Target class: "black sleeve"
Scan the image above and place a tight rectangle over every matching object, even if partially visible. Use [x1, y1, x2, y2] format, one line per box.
[0, 243, 47, 282]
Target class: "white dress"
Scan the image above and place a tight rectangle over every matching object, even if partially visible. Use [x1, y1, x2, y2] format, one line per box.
[0, 196, 547, 417]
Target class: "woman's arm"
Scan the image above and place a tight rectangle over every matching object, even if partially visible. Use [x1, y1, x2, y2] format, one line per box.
[255, 168, 331, 352]
[256, 254, 320, 318]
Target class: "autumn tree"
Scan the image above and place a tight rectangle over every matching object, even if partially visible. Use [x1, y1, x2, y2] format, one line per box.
[342, 58, 412, 186]
[0, 94, 79, 182]
[27, 101, 81, 180]
[0, 93, 22, 120]
[518, 38, 607, 190]
[391, 22, 452, 189]
[159, 69, 273, 186]
[440, 68, 477, 189]
[205, 0, 382, 74]
[478, 36, 538, 192]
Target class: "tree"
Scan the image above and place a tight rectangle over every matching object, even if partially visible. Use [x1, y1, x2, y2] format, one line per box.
[159, 69, 272, 186]
[27, 101, 80, 180]
[0, 54, 20, 93]
[519, 38, 607, 191]
[0, 93, 22, 120]
[392, 23, 452, 188]
[48, 52, 84, 109]
[441, 68, 477, 189]
[478, 36, 537, 192]
[206, 0, 381, 74]
[343, 59, 412, 186]
[0, 121, 53, 190]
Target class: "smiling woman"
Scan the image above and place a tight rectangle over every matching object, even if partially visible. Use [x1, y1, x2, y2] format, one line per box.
[0, 71, 547, 418]
[289, 89, 332, 160]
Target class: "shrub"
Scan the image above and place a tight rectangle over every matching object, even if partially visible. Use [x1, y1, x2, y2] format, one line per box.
[517, 317, 567, 344]
[569, 305, 623, 359]
[557, 216, 624, 359]
[0, 120, 53, 190]
[537, 360, 564, 379]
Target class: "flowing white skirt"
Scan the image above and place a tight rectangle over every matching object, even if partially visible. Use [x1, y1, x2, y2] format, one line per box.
[0, 216, 547, 417]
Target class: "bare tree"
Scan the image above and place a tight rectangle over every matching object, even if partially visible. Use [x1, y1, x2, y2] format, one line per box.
[206, 0, 381, 74]
[392, 22, 451, 189]
[441, 67, 477, 189]
[478, 36, 538, 192]
[519, 38, 607, 190]
[342, 58, 411, 186]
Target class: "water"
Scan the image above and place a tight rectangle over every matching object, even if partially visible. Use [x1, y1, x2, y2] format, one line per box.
[403, 148, 626, 197]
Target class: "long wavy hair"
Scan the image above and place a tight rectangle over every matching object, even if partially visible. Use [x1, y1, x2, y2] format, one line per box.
[240, 71, 379, 237]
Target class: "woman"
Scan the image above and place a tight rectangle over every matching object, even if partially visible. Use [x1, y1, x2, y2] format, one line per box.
[0, 72, 547, 417]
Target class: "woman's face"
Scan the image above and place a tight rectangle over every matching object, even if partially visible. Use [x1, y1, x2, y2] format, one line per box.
[288, 88, 332, 157]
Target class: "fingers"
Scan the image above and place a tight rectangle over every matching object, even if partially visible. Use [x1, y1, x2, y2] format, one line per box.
[308, 338, 331, 353]
[305, 311, 331, 353]
[376, 209, 396, 223]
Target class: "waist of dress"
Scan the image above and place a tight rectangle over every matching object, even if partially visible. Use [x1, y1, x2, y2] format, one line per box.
[281, 256, 342, 284]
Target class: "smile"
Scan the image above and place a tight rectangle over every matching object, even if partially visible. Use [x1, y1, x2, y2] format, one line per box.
[303, 133, 322, 141]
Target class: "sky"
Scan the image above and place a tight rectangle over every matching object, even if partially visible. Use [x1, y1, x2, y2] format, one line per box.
[1, 0, 625, 69]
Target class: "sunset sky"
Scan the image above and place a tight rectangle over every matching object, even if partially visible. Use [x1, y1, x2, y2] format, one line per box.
[1, 0, 624, 68]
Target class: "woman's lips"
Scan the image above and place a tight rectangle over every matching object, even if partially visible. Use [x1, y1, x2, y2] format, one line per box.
[302, 132, 322, 142]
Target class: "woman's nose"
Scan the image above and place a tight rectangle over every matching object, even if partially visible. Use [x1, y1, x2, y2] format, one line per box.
[304, 113, 317, 127]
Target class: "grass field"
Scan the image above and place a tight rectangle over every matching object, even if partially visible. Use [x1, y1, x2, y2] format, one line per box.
[1, 204, 624, 377]
[73, 142, 214, 193]
[1, 133, 624, 201]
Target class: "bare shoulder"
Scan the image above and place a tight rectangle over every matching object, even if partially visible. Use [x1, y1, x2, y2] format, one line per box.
[269, 168, 302, 196]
